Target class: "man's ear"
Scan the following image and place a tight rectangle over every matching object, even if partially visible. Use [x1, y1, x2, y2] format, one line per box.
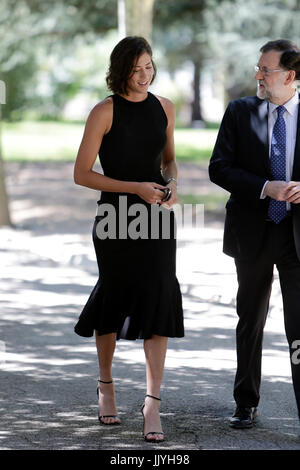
[284, 69, 296, 85]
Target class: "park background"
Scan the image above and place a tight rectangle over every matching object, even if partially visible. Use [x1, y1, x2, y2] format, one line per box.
[1, 0, 300, 452]
[1, 0, 300, 225]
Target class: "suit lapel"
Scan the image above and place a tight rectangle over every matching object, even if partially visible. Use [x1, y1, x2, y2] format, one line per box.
[256, 99, 269, 171]
[292, 93, 300, 180]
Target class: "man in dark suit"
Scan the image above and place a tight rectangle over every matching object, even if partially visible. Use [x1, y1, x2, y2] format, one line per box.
[209, 39, 300, 428]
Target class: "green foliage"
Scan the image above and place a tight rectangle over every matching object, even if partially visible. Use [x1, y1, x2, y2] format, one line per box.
[1, 55, 37, 120]
[154, 0, 300, 105]
[2, 0, 300, 120]
[207, 0, 300, 100]
[0, 0, 118, 120]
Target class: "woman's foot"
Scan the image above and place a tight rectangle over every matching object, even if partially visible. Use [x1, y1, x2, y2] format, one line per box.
[141, 395, 164, 442]
[97, 380, 121, 425]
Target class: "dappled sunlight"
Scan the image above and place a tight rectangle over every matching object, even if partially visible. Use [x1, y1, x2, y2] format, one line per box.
[1, 176, 300, 449]
[2, 351, 89, 369]
[166, 348, 236, 371]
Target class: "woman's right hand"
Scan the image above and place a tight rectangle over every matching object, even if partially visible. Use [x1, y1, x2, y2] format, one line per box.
[135, 182, 166, 205]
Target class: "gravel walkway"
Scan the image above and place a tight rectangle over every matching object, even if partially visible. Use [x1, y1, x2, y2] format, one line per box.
[0, 162, 299, 453]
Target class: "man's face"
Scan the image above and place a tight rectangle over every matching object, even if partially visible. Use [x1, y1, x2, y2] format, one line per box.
[255, 50, 287, 102]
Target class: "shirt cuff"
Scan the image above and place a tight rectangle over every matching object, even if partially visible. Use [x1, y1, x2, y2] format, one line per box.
[260, 180, 269, 199]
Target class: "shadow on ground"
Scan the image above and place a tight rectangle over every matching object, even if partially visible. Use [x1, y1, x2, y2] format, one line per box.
[1, 162, 300, 450]
[1, 280, 299, 450]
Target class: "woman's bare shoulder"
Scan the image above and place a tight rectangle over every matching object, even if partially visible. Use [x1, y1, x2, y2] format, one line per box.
[86, 97, 113, 132]
[90, 96, 113, 117]
[154, 95, 175, 125]
[154, 95, 174, 110]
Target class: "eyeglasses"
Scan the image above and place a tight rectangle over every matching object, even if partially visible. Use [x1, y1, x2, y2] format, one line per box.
[254, 65, 285, 76]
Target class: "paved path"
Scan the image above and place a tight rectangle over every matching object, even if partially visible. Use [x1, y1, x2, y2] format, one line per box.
[1, 162, 300, 451]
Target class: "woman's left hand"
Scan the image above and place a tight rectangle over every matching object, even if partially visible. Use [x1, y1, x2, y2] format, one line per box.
[161, 181, 178, 208]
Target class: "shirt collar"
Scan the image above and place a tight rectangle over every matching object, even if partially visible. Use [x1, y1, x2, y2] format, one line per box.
[269, 91, 299, 117]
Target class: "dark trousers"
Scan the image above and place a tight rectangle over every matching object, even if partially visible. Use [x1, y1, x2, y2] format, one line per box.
[234, 216, 300, 417]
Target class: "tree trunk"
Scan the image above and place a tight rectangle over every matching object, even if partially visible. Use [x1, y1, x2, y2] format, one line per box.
[0, 81, 11, 227]
[118, 0, 155, 42]
[191, 58, 203, 126]
[0, 161, 11, 227]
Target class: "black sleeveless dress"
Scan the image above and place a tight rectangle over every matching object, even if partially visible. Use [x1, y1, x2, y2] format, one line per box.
[74, 92, 184, 340]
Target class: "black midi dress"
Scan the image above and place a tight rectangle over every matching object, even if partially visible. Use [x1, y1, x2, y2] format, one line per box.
[74, 92, 184, 340]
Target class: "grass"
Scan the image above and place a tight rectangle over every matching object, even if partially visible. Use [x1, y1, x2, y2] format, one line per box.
[1, 121, 218, 163]
[1, 121, 84, 162]
[178, 193, 228, 211]
[174, 128, 218, 163]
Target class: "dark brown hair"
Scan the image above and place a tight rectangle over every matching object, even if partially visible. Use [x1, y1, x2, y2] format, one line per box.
[106, 36, 157, 95]
[260, 39, 300, 80]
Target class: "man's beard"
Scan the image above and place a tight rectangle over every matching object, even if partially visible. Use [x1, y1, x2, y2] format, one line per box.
[256, 82, 271, 101]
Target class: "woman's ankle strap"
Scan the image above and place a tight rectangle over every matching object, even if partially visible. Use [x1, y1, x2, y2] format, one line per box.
[145, 394, 161, 401]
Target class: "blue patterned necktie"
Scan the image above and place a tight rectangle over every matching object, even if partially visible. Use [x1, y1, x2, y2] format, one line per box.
[268, 105, 287, 224]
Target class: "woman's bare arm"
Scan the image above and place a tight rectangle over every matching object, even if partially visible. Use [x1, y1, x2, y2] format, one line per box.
[158, 97, 178, 206]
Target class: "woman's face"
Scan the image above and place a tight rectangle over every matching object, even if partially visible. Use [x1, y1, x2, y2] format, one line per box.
[126, 52, 154, 96]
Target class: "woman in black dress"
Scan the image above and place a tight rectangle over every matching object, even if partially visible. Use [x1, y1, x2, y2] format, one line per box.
[74, 36, 183, 442]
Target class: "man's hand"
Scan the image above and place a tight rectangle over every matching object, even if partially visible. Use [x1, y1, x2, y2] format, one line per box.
[285, 181, 300, 204]
[263, 180, 300, 203]
[263, 181, 290, 201]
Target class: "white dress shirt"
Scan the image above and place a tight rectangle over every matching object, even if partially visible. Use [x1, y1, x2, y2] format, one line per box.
[260, 90, 299, 209]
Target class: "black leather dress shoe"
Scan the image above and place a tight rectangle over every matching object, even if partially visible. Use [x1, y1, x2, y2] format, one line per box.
[229, 406, 258, 428]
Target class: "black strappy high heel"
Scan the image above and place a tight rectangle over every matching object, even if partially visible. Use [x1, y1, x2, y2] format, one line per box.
[96, 379, 120, 425]
[141, 394, 164, 442]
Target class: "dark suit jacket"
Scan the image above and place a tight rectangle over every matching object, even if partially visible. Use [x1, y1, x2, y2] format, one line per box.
[209, 95, 300, 261]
